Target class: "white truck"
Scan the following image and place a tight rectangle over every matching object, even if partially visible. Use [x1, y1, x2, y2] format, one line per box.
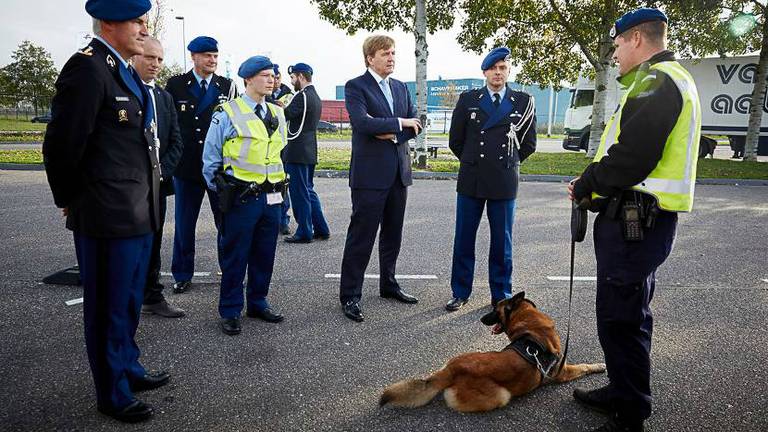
[562, 55, 768, 156]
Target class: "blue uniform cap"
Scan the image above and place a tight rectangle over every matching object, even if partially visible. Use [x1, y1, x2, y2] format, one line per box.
[611, 8, 668, 38]
[85, 0, 151, 21]
[288, 63, 313, 75]
[481, 47, 510, 71]
[238, 56, 274, 79]
[273, 64, 280, 75]
[187, 36, 219, 53]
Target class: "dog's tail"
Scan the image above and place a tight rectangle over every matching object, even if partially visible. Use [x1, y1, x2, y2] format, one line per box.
[379, 367, 453, 409]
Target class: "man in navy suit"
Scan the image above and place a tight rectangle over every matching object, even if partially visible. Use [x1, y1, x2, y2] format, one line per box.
[445, 47, 537, 312]
[165, 36, 237, 294]
[133, 37, 185, 318]
[339, 35, 423, 322]
[43, 0, 168, 422]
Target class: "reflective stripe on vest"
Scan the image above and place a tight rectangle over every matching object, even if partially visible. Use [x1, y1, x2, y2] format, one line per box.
[593, 61, 701, 212]
[220, 97, 286, 184]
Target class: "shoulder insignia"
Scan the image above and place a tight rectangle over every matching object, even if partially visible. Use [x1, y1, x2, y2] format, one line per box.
[106, 54, 116, 69]
[78, 46, 93, 56]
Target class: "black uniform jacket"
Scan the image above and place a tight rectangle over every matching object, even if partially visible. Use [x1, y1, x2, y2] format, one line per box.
[283, 84, 322, 165]
[43, 39, 160, 238]
[152, 85, 183, 196]
[573, 51, 683, 201]
[165, 70, 235, 183]
[449, 86, 537, 200]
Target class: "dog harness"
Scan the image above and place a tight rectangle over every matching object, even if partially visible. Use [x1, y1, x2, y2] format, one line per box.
[504, 334, 560, 381]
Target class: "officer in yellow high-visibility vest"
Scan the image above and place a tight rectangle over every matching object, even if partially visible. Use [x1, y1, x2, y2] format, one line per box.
[203, 55, 288, 336]
[567, 8, 701, 432]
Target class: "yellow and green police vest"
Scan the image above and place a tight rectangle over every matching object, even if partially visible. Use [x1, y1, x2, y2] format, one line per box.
[220, 97, 287, 184]
[593, 61, 702, 212]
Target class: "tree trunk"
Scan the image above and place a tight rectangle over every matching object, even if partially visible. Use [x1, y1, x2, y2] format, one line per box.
[413, 0, 429, 168]
[744, 16, 768, 161]
[586, 31, 614, 157]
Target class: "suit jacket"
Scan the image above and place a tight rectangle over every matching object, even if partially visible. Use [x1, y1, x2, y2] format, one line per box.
[449, 86, 537, 200]
[283, 84, 321, 165]
[151, 85, 183, 196]
[345, 71, 416, 189]
[165, 70, 235, 183]
[43, 39, 161, 238]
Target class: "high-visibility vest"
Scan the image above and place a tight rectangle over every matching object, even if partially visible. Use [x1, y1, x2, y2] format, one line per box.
[593, 61, 702, 212]
[220, 97, 286, 184]
[278, 92, 294, 106]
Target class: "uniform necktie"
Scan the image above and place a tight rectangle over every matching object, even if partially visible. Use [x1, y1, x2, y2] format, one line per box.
[493, 93, 501, 108]
[255, 104, 264, 120]
[380, 78, 394, 113]
[200, 79, 207, 95]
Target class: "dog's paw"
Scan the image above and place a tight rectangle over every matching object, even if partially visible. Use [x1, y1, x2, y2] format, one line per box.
[592, 363, 607, 373]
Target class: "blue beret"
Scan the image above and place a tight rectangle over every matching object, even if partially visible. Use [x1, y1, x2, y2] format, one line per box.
[611, 8, 668, 38]
[238, 56, 274, 79]
[288, 63, 313, 75]
[187, 36, 218, 53]
[481, 47, 510, 71]
[85, 0, 151, 21]
[273, 64, 280, 75]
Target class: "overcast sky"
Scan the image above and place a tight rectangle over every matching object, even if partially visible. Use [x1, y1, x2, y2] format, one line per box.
[2, 0, 501, 99]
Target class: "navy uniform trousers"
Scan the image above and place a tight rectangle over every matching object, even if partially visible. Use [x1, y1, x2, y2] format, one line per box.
[280, 185, 291, 230]
[74, 232, 153, 409]
[218, 192, 280, 319]
[593, 208, 677, 421]
[171, 178, 221, 282]
[450, 193, 516, 304]
[285, 162, 330, 240]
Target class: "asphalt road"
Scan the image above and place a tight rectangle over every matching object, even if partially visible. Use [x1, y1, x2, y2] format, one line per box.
[1, 171, 767, 431]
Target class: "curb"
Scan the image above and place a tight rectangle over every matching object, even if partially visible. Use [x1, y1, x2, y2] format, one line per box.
[2, 164, 767, 186]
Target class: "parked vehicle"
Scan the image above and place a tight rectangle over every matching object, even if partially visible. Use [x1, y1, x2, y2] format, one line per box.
[31, 112, 52, 123]
[317, 120, 338, 133]
[562, 55, 768, 156]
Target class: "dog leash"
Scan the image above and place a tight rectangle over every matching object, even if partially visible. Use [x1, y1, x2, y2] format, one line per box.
[555, 198, 589, 376]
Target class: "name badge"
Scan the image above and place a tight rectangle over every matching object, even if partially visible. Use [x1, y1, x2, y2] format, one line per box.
[115, 96, 130, 102]
[266, 192, 283, 205]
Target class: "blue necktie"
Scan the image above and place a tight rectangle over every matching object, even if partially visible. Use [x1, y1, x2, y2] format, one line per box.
[380, 79, 394, 113]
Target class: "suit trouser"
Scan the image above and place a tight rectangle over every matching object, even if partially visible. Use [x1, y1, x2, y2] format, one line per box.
[450, 193, 516, 304]
[218, 192, 280, 319]
[74, 232, 152, 410]
[285, 162, 330, 240]
[339, 183, 407, 304]
[171, 177, 221, 282]
[594, 210, 677, 421]
[144, 195, 167, 305]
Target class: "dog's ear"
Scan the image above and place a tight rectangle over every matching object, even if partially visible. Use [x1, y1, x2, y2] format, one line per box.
[480, 310, 500, 326]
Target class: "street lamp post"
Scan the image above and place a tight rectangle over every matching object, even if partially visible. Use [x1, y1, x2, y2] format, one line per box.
[175, 16, 186, 71]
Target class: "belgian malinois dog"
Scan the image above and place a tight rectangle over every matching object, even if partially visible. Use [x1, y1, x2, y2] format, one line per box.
[380, 292, 606, 412]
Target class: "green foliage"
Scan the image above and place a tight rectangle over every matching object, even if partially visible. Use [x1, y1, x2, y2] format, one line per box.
[310, 0, 457, 34]
[156, 63, 184, 88]
[0, 41, 58, 112]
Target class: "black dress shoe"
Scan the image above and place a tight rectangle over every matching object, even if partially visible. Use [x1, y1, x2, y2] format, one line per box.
[98, 400, 154, 423]
[130, 371, 170, 392]
[280, 225, 292, 235]
[574, 386, 614, 414]
[445, 297, 468, 312]
[380, 290, 419, 304]
[220, 317, 241, 335]
[172, 280, 191, 294]
[313, 232, 330, 240]
[141, 300, 185, 318]
[284, 235, 312, 244]
[343, 301, 364, 322]
[246, 308, 285, 323]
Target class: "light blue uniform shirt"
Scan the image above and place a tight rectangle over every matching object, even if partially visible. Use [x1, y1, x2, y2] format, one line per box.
[193, 70, 212, 88]
[93, 35, 129, 68]
[486, 85, 507, 102]
[202, 94, 268, 191]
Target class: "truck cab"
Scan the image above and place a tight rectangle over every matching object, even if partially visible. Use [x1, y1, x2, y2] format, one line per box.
[562, 72, 619, 151]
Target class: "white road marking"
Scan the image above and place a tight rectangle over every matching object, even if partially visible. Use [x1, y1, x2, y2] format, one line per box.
[547, 276, 597, 281]
[159, 272, 211, 277]
[323, 274, 437, 280]
[762, 279, 768, 283]
[65, 297, 83, 306]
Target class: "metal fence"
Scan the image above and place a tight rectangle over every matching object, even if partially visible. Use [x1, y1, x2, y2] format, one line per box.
[0, 94, 53, 120]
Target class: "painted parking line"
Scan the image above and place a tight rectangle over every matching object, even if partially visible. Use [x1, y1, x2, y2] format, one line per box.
[762, 279, 768, 283]
[160, 272, 211, 277]
[547, 276, 597, 281]
[324, 274, 438, 280]
[65, 297, 83, 306]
